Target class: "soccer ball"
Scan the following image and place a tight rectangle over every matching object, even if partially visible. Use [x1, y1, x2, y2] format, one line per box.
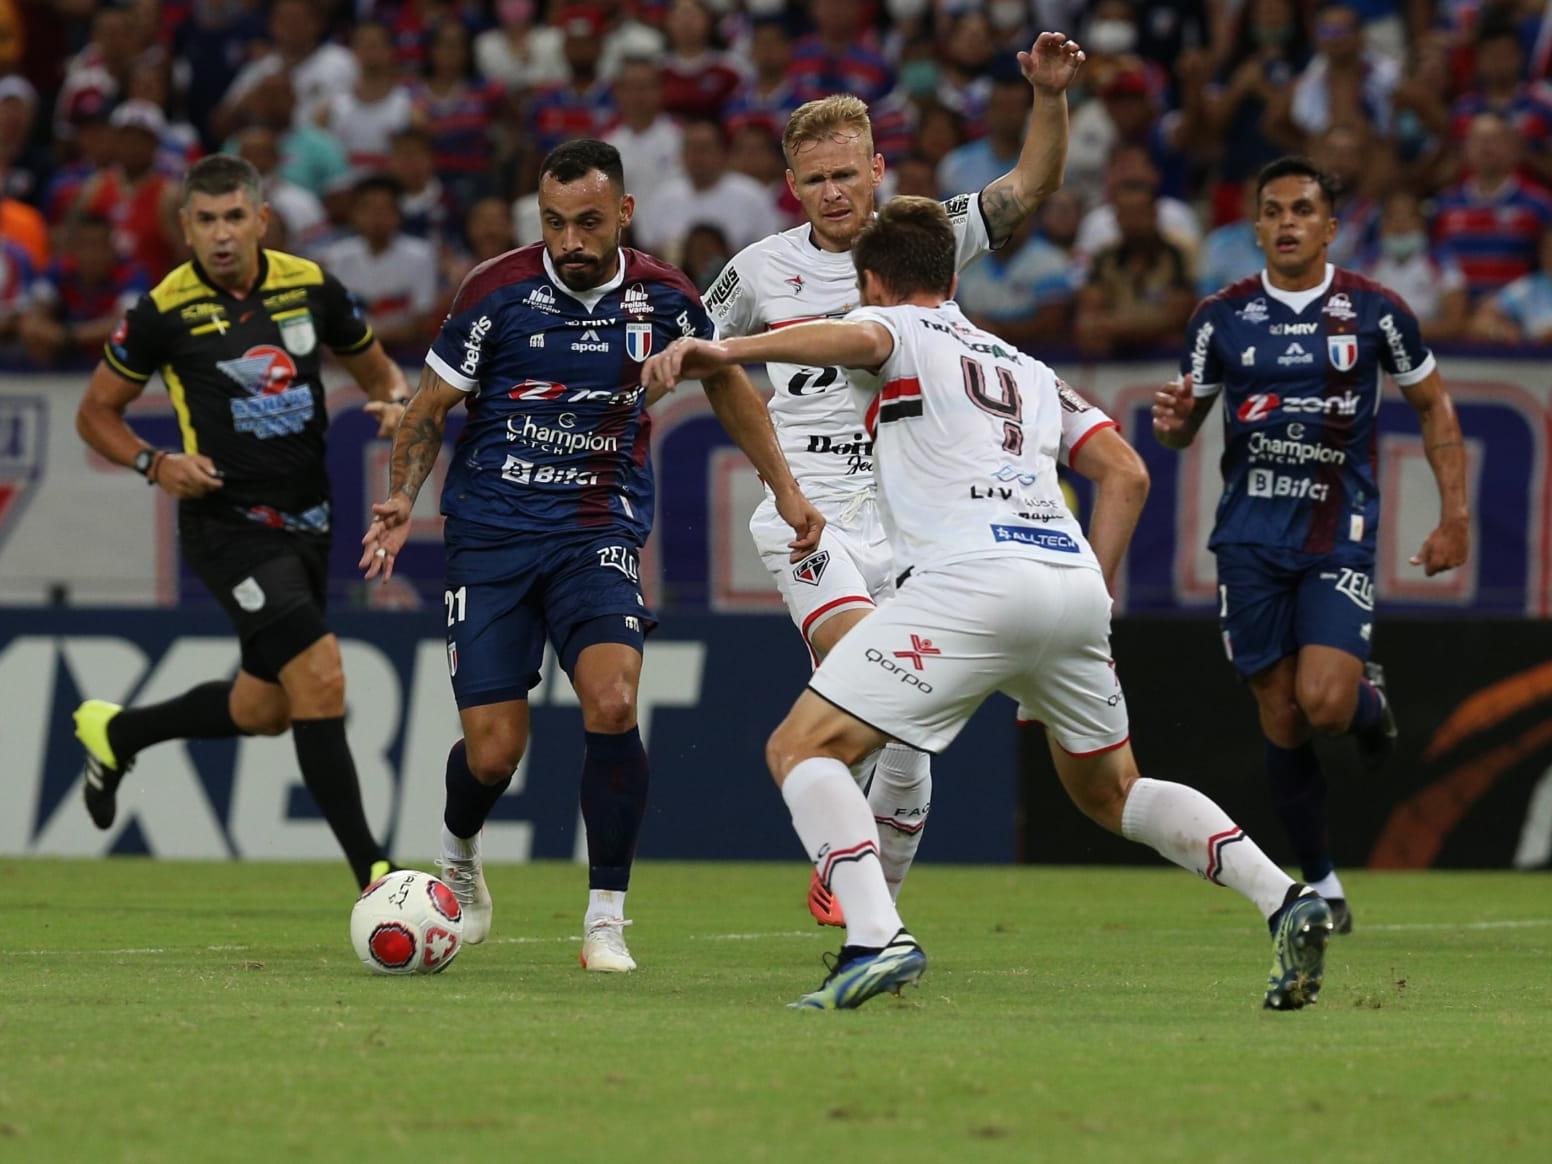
[350, 869, 464, 975]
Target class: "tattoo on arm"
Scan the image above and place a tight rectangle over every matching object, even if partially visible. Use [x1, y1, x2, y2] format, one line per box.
[979, 181, 1032, 247]
[1425, 440, 1464, 453]
[388, 370, 447, 501]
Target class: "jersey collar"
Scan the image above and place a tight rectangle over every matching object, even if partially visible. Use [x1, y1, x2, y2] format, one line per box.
[1261, 262, 1333, 314]
[542, 247, 626, 313]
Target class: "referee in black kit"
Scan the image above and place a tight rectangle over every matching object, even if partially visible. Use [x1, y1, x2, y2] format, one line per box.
[73, 155, 410, 890]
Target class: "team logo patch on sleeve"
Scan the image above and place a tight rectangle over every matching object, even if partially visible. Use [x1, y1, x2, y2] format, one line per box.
[275, 309, 317, 356]
[792, 550, 830, 585]
[1327, 334, 1358, 371]
[626, 321, 653, 362]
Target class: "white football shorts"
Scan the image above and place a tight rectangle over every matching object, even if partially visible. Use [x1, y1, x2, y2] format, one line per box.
[807, 555, 1132, 755]
[750, 492, 895, 662]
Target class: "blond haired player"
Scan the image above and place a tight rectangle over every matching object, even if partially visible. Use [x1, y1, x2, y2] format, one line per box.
[644, 198, 1335, 1011]
[700, 32, 1086, 925]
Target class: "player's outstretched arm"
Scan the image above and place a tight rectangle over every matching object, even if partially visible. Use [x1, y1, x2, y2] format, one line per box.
[699, 364, 825, 558]
[979, 31, 1085, 246]
[1151, 374, 1216, 450]
[337, 340, 413, 438]
[360, 366, 464, 582]
[1069, 426, 1150, 595]
[1399, 368, 1471, 576]
[76, 361, 224, 499]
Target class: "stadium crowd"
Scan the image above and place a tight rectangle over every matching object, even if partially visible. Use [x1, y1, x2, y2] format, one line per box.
[4, 0, 1552, 364]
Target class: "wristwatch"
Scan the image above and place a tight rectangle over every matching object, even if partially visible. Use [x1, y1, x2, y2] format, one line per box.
[132, 448, 158, 477]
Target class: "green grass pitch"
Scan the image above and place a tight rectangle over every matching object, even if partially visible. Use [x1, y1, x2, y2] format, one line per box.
[2, 860, 1549, 1163]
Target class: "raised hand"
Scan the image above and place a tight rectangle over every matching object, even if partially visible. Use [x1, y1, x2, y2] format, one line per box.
[1019, 31, 1086, 95]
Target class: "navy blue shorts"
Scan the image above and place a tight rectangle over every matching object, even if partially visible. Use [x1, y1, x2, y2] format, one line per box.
[1214, 543, 1375, 680]
[443, 527, 655, 709]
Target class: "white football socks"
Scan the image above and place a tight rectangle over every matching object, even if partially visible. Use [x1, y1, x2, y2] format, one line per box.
[441, 824, 479, 861]
[1307, 872, 1346, 901]
[1120, 777, 1295, 921]
[782, 756, 903, 948]
[869, 742, 931, 900]
[586, 889, 626, 926]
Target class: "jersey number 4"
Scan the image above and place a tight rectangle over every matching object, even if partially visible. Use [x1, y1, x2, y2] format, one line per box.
[961, 356, 1023, 455]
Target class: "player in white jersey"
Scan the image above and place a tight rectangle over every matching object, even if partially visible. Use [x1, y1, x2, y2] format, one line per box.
[643, 198, 1335, 1012]
[701, 32, 1088, 925]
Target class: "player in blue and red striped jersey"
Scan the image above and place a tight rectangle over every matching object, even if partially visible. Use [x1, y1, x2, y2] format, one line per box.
[1153, 156, 1471, 934]
[360, 139, 822, 973]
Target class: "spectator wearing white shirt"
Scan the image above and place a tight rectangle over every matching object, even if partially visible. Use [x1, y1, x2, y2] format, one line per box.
[321, 174, 439, 350]
[474, 0, 568, 91]
[1075, 145, 1201, 262]
[1363, 191, 1468, 341]
[956, 189, 1083, 350]
[213, 0, 359, 142]
[631, 118, 779, 263]
[316, 21, 416, 172]
[604, 58, 684, 224]
[233, 126, 328, 254]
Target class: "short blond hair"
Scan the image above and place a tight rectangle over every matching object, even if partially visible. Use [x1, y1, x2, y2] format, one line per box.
[782, 95, 874, 166]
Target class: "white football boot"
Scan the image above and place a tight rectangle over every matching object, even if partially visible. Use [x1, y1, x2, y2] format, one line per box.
[580, 917, 636, 972]
[436, 853, 493, 944]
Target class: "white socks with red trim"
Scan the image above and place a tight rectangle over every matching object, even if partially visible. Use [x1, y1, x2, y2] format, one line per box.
[782, 756, 903, 948]
[869, 743, 931, 900]
[1119, 777, 1295, 921]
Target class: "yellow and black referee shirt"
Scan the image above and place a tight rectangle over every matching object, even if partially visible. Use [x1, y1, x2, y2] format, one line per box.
[105, 248, 374, 522]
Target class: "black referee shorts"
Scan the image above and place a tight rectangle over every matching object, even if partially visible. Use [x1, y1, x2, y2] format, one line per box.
[179, 510, 332, 683]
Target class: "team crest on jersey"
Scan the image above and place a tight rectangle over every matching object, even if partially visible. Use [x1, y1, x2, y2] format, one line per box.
[275, 309, 317, 356]
[625, 322, 653, 362]
[1327, 334, 1358, 371]
[785, 274, 803, 294]
[792, 550, 829, 586]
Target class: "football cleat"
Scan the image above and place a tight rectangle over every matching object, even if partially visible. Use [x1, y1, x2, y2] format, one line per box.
[1326, 896, 1354, 936]
[580, 917, 636, 972]
[1264, 890, 1334, 1011]
[789, 929, 926, 1010]
[807, 869, 845, 927]
[74, 699, 132, 830]
[436, 853, 493, 944]
[365, 859, 394, 889]
[1354, 661, 1398, 772]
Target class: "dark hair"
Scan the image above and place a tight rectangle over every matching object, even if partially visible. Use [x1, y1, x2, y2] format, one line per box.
[1476, 14, 1521, 49]
[390, 125, 433, 150]
[182, 154, 263, 207]
[540, 139, 624, 189]
[74, 211, 113, 232]
[1255, 155, 1338, 213]
[852, 196, 955, 300]
[353, 172, 405, 202]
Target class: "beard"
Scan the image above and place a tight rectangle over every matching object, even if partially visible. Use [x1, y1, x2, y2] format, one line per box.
[551, 249, 610, 290]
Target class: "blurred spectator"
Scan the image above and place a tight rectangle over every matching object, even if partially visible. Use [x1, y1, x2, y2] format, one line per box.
[1068, 59, 1188, 208]
[441, 194, 518, 293]
[1197, 187, 1265, 296]
[1469, 227, 1552, 343]
[1448, 17, 1552, 188]
[1433, 111, 1552, 300]
[233, 125, 327, 253]
[316, 21, 414, 171]
[916, 101, 965, 170]
[234, 72, 350, 198]
[1391, 30, 1454, 190]
[680, 222, 731, 291]
[791, 0, 892, 107]
[659, 0, 742, 120]
[1276, 3, 1400, 141]
[0, 73, 46, 205]
[320, 173, 438, 349]
[1076, 146, 1200, 261]
[1311, 122, 1385, 266]
[525, 8, 616, 183]
[44, 93, 116, 225]
[78, 101, 183, 280]
[214, 0, 359, 142]
[0, 238, 33, 350]
[1201, 0, 1311, 221]
[172, 0, 269, 146]
[414, 20, 505, 210]
[474, 0, 567, 91]
[54, 5, 143, 143]
[889, 153, 938, 200]
[126, 54, 200, 172]
[1131, 1, 1213, 79]
[632, 119, 778, 262]
[388, 127, 454, 244]
[596, 0, 668, 81]
[937, 63, 1029, 199]
[723, 17, 801, 138]
[1077, 0, 1155, 94]
[935, 9, 997, 133]
[1363, 190, 1469, 340]
[1075, 180, 1194, 357]
[604, 57, 684, 213]
[727, 122, 801, 229]
[17, 214, 147, 366]
[956, 189, 1083, 349]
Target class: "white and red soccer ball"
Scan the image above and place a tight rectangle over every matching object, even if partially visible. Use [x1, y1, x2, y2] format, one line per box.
[350, 869, 464, 975]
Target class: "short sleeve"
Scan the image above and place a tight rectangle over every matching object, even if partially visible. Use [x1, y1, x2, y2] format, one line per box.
[102, 293, 165, 383]
[671, 288, 716, 342]
[316, 271, 375, 354]
[841, 305, 903, 390]
[426, 273, 496, 393]
[1054, 379, 1119, 468]
[1182, 299, 1224, 397]
[702, 256, 756, 338]
[944, 189, 994, 270]
[1375, 295, 1436, 387]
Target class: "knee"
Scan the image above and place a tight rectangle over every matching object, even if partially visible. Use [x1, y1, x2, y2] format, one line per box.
[581, 682, 637, 735]
[465, 737, 522, 785]
[1257, 699, 1307, 747]
[292, 653, 346, 713]
[246, 708, 290, 736]
[765, 721, 810, 785]
[1296, 683, 1351, 736]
